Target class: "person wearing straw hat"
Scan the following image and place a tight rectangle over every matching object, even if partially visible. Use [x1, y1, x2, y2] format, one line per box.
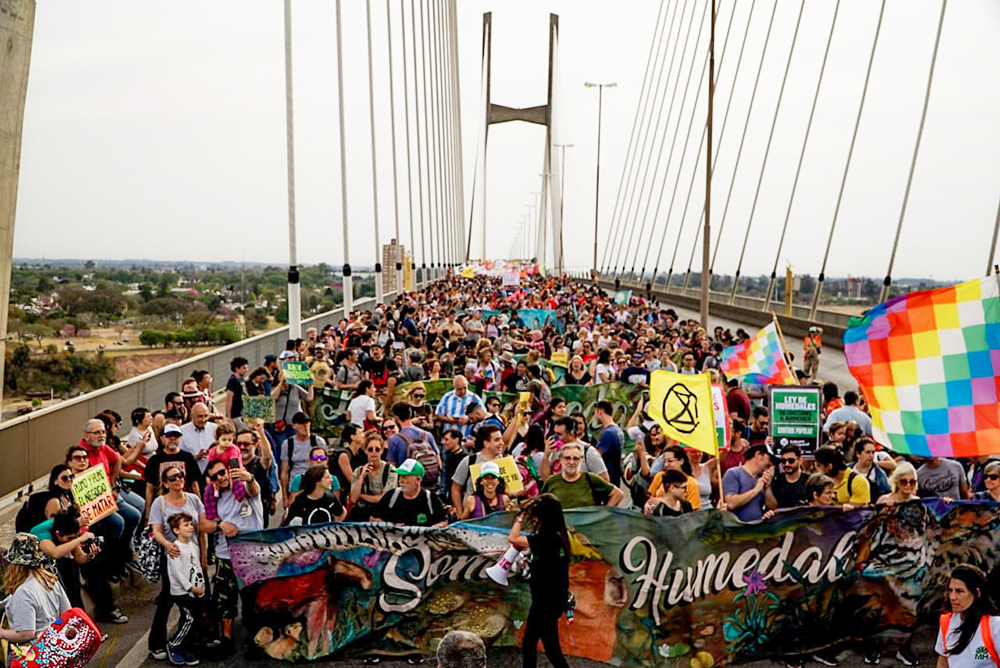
[0, 533, 72, 645]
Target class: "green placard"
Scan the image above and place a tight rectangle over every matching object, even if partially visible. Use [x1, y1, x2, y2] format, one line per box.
[243, 395, 276, 422]
[281, 361, 314, 386]
[769, 385, 822, 454]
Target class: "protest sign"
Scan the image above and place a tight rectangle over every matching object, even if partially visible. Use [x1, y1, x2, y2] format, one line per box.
[502, 272, 520, 286]
[281, 361, 314, 386]
[232, 501, 1000, 665]
[613, 289, 633, 305]
[468, 455, 523, 493]
[769, 386, 822, 454]
[71, 465, 118, 524]
[242, 396, 276, 423]
[549, 351, 569, 367]
[711, 383, 731, 451]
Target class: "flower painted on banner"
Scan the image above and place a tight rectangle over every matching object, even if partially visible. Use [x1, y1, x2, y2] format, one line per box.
[743, 568, 766, 596]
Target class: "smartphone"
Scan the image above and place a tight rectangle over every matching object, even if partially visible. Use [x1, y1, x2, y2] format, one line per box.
[229, 456, 240, 470]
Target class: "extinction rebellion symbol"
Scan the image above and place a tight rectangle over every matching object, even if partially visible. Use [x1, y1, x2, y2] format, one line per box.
[661, 383, 700, 434]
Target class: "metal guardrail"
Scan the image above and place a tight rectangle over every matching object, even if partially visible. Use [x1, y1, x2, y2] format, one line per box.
[0, 292, 397, 501]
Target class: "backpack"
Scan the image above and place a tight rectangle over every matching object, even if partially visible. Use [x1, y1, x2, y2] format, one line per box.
[286, 433, 319, 465]
[387, 488, 435, 517]
[399, 429, 441, 489]
[940, 613, 1000, 666]
[15, 492, 53, 534]
[845, 470, 871, 504]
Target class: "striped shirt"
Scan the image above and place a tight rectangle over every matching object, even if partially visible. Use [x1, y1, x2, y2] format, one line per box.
[435, 390, 483, 437]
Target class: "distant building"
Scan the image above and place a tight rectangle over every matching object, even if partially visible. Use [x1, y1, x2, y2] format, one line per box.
[846, 276, 862, 300]
[382, 240, 407, 293]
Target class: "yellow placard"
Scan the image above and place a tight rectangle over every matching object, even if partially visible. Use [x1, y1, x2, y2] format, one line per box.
[549, 351, 569, 368]
[469, 455, 524, 493]
[517, 392, 532, 413]
[71, 464, 119, 525]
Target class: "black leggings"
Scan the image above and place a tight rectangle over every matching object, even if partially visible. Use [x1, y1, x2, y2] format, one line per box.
[522, 604, 569, 668]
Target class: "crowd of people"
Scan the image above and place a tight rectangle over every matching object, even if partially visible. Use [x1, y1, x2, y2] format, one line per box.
[2, 272, 997, 668]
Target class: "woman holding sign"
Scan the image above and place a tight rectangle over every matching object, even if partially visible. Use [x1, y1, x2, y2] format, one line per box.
[460, 461, 512, 520]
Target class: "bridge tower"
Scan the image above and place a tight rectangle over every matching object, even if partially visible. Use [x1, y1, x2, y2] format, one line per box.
[476, 12, 560, 268]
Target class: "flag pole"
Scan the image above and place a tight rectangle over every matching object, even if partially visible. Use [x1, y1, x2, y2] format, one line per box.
[771, 312, 797, 375]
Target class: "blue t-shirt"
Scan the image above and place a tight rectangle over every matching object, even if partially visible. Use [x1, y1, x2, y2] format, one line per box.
[30, 519, 55, 542]
[722, 466, 764, 522]
[596, 425, 624, 487]
[387, 426, 441, 466]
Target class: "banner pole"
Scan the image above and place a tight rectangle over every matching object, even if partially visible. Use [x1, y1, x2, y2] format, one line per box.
[771, 312, 797, 374]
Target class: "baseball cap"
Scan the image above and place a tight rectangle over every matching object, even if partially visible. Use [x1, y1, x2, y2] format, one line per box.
[278, 350, 297, 361]
[291, 411, 311, 424]
[393, 458, 426, 478]
[477, 461, 502, 481]
[163, 424, 182, 437]
[313, 342, 326, 350]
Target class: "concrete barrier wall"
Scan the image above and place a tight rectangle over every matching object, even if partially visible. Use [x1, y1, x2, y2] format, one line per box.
[0, 293, 395, 500]
[595, 278, 849, 351]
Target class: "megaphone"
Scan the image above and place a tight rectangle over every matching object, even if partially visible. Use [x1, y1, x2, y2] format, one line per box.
[486, 545, 523, 586]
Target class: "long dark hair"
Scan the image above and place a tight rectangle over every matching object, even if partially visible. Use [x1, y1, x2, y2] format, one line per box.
[664, 445, 692, 476]
[300, 465, 328, 497]
[944, 565, 998, 655]
[47, 465, 73, 495]
[520, 493, 570, 556]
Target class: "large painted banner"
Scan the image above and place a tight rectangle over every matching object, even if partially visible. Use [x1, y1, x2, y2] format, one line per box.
[311, 381, 645, 443]
[231, 501, 1000, 664]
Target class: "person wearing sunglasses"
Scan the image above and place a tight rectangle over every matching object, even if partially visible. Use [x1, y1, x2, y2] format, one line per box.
[349, 435, 397, 522]
[202, 459, 262, 651]
[143, 423, 201, 519]
[973, 461, 1000, 503]
[148, 465, 212, 660]
[764, 444, 810, 509]
[876, 462, 921, 506]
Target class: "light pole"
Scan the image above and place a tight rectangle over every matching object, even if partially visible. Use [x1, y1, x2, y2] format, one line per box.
[530, 191, 541, 261]
[553, 143, 574, 277]
[584, 82, 616, 279]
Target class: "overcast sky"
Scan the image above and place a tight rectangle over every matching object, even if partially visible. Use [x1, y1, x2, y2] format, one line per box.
[12, 0, 1000, 281]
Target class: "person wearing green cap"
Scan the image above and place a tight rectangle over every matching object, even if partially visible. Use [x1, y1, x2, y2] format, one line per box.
[371, 458, 447, 527]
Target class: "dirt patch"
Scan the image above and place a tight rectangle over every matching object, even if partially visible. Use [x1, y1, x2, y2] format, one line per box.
[112, 350, 214, 380]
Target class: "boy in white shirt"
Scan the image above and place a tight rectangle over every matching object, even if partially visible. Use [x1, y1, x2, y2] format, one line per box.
[166, 513, 206, 666]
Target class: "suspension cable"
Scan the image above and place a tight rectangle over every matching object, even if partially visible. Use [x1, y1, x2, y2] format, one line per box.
[666, 0, 759, 289]
[726, 0, 806, 304]
[988, 195, 1000, 277]
[598, 0, 672, 273]
[707, 0, 779, 275]
[409, 0, 427, 276]
[335, 0, 354, 312]
[611, 0, 694, 276]
[385, 0, 404, 291]
[808, 0, 886, 319]
[642, 0, 736, 286]
[629, 0, 720, 276]
[879, 0, 947, 304]
[762, 0, 840, 311]
[365, 0, 383, 302]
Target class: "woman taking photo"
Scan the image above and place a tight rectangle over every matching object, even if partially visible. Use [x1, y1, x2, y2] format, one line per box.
[0, 533, 72, 647]
[148, 464, 210, 659]
[936, 565, 1000, 668]
[460, 462, 512, 520]
[508, 494, 571, 668]
[285, 466, 347, 526]
[350, 434, 397, 521]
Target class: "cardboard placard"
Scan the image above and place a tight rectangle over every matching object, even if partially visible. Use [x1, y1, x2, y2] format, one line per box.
[71, 464, 118, 525]
[711, 383, 731, 451]
[549, 351, 569, 368]
[281, 361, 314, 386]
[468, 455, 523, 493]
[502, 272, 521, 286]
[769, 386, 822, 455]
[243, 396, 276, 422]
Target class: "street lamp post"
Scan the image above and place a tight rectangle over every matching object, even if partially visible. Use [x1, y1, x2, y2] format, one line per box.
[553, 143, 574, 277]
[584, 82, 616, 279]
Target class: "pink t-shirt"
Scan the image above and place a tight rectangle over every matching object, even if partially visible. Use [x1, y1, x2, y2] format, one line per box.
[207, 444, 245, 471]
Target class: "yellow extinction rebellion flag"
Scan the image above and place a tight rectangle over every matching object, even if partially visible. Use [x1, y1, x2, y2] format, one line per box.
[648, 370, 718, 456]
